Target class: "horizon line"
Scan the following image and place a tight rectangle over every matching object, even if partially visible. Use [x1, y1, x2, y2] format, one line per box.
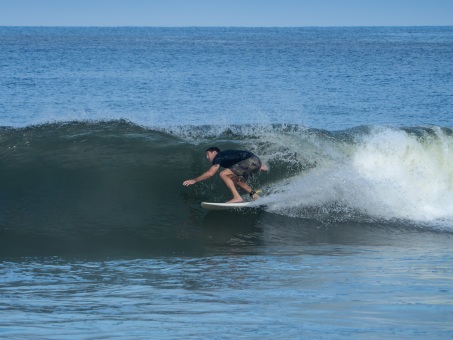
[1, 24, 452, 28]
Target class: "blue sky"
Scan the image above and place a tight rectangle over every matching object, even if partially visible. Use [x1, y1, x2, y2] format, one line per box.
[1, 0, 452, 26]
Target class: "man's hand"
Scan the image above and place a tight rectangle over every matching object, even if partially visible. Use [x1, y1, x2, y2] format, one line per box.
[183, 179, 195, 186]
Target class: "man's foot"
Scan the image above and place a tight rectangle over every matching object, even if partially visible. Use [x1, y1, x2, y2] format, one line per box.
[251, 193, 260, 200]
[226, 197, 243, 203]
[249, 190, 261, 200]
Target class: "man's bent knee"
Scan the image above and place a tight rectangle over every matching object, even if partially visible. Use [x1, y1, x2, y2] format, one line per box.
[220, 169, 234, 178]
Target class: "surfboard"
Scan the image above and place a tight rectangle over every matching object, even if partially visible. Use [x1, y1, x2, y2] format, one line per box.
[201, 201, 254, 210]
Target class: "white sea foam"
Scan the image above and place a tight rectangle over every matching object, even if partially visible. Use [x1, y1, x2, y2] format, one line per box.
[352, 127, 453, 220]
[261, 127, 453, 226]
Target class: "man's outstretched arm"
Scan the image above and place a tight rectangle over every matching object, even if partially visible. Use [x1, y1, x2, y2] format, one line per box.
[183, 164, 220, 186]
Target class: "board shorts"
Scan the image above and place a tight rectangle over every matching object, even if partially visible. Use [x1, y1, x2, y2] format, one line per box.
[229, 156, 261, 179]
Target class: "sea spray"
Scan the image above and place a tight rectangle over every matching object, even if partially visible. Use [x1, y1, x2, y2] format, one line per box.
[260, 126, 453, 224]
[352, 127, 453, 221]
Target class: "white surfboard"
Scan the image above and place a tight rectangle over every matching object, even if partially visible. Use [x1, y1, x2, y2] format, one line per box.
[201, 201, 255, 210]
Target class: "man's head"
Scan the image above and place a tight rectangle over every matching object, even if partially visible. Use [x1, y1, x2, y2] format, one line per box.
[205, 147, 220, 163]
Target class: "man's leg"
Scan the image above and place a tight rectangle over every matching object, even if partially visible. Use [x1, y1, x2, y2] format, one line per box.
[228, 157, 262, 199]
[233, 177, 252, 194]
[219, 169, 243, 203]
[235, 178, 260, 200]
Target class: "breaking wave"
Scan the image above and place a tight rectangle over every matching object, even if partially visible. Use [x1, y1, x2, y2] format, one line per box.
[0, 120, 452, 257]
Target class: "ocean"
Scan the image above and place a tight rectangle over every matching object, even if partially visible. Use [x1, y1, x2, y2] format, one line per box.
[0, 26, 452, 338]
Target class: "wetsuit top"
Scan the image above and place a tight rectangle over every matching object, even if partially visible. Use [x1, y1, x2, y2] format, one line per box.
[212, 150, 255, 169]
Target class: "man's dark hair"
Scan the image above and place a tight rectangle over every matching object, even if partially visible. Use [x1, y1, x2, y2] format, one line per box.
[206, 147, 220, 153]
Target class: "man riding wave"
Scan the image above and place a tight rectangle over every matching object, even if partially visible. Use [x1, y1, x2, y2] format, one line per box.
[183, 147, 267, 203]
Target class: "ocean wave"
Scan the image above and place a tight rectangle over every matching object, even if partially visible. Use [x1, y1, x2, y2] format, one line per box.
[1, 120, 452, 222]
[0, 120, 452, 257]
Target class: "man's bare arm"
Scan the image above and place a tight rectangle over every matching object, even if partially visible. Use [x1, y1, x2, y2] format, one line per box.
[183, 164, 220, 186]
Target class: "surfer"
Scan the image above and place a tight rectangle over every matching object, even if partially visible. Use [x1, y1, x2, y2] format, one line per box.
[183, 147, 267, 203]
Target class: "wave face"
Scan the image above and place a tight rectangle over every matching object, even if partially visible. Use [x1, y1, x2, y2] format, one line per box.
[0, 120, 452, 257]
